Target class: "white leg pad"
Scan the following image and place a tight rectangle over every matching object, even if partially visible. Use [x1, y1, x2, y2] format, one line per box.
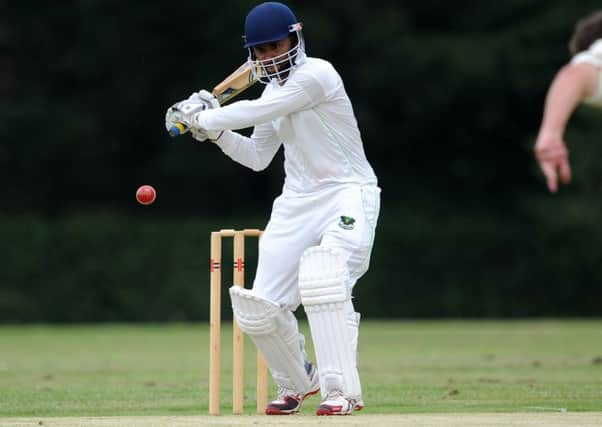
[229, 286, 313, 394]
[299, 246, 362, 400]
[346, 305, 361, 367]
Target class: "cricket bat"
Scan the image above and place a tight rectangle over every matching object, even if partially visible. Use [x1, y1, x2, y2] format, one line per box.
[169, 61, 258, 137]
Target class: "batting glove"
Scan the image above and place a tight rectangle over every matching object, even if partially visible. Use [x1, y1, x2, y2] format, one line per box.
[165, 90, 221, 140]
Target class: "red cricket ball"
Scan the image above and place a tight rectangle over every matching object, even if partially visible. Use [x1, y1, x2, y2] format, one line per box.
[136, 185, 156, 205]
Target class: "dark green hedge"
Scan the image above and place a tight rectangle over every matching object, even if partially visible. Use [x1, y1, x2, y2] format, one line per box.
[3, 196, 601, 322]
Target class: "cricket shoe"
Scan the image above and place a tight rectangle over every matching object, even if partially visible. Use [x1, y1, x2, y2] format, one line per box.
[265, 362, 320, 415]
[316, 390, 360, 416]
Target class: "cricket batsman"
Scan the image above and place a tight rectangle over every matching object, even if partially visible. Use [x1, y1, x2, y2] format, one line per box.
[165, 2, 380, 415]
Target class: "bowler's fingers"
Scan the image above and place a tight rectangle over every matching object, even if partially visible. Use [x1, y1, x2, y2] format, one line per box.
[540, 160, 559, 193]
[535, 145, 570, 193]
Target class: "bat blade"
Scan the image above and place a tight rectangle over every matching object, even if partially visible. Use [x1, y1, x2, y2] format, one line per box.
[212, 61, 258, 105]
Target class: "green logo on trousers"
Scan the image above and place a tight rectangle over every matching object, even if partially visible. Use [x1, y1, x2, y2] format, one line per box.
[338, 216, 356, 230]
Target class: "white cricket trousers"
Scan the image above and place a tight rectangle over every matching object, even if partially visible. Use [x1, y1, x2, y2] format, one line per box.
[251, 184, 380, 309]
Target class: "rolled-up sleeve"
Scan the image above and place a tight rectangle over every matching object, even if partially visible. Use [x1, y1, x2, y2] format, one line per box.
[571, 39, 602, 105]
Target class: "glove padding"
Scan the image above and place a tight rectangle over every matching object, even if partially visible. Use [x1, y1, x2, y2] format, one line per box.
[195, 89, 220, 109]
[190, 127, 223, 142]
[165, 90, 221, 141]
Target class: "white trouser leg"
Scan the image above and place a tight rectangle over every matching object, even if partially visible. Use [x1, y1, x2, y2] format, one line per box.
[229, 286, 313, 394]
[298, 246, 362, 401]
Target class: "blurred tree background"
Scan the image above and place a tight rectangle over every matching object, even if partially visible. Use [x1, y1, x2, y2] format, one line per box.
[1, 0, 602, 321]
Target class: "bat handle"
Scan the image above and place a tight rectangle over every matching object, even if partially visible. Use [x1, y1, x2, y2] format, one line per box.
[168, 122, 188, 137]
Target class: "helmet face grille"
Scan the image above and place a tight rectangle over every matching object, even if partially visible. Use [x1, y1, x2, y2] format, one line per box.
[248, 32, 305, 84]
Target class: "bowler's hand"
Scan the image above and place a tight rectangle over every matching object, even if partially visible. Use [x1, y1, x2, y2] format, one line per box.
[534, 133, 571, 193]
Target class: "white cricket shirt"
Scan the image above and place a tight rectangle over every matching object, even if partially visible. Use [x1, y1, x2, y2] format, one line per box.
[196, 57, 378, 195]
[571, 38, 602, 106]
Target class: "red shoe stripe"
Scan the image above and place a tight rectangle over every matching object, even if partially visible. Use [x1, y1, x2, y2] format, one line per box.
[316, 405, 345, 416]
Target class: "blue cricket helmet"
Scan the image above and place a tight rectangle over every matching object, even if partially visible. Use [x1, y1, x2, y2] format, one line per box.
[244, 2, 299, 48]
[243, 2, 306, 84]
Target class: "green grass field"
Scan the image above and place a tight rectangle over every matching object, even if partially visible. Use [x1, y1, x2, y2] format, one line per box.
[1, 320, 601, 418]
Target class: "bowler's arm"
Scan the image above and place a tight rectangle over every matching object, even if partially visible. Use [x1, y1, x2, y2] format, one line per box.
[534, 62, 599, 192]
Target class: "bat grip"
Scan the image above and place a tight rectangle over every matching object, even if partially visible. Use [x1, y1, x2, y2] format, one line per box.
[169, 122, 187, 137]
